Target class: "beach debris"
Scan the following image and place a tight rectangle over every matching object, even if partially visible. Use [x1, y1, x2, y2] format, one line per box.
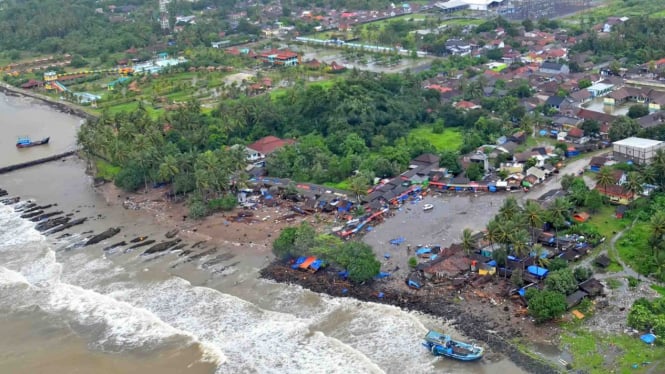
[201, 252, 236, 269]
[15, 202, 36, 212]
[142, 239, 182, 255]
[85, 227, 121, 246]
[22, 203, 55, 214]
[1, 196, 20, 205]
[129, 236, 149, 243]
[0, 188, 7, 197]
[127, 239, 156, 250]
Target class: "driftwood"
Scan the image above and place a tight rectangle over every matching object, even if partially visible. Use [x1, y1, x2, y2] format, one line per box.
[170, 243, 187, 252]
[85, 227, 121, 246]
[24, 204, 54, 214]
[1, 197, 20, 205]
[130, 236, 149, 243]
[16, 202, 37, 212]
[165, 229, 179, 239]
[127, 239, 156, 250]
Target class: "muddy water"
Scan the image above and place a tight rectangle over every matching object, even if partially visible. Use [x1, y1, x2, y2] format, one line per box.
[0, 93, 80, 168]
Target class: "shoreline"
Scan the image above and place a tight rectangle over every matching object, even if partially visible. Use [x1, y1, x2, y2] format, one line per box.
[0, 82, 97, 121]
[261, 261, 562, 374]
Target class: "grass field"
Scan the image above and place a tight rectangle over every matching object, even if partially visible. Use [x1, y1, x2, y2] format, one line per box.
[408, 126, 463, 151]
[615, 222, 655, 276]
[585, 205, 628, 240]
[561, 330, 665, 374]
[563, 0, 665, 23]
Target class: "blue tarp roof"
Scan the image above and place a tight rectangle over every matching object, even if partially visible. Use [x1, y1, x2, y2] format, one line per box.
[518, 288, 526, 297]
[527, 265, 549, 277]
[416, 247, 432, 255]
[390, 237, 406, 245]
[641, 333, 656, 344]
[291, 256, 307, 269]
[376, 272, 391, 279]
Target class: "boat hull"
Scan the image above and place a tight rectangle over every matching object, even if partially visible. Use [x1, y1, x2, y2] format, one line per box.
[16, 137, 50, 148]
[422, 330, 484, 361]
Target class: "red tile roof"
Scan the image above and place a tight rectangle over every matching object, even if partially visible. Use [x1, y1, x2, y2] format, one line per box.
[247, 136, 295, 155]
[567, 127, 584, 138]
[456, 100, 479, 109]
[425, 84, 452, 93]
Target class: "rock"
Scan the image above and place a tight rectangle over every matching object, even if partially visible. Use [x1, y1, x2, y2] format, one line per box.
[165, 229, 179, 239]
[30, 211, 64, 222]
[127, 239, 156, 250]
[47, 217, 87, 234]
[142, 239, 182, 255]
[85, 227, 121, 246]
[103, 241, 127, 252]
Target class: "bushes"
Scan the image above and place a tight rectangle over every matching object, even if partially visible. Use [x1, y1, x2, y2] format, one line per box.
[545, 268, 578, 295]
[526, 288, 567, 323]
[408, 257, 418, 268]
[272, 222, 381, 282]
[188, 198, 209, 220]
[208, 194, 237, 212]
[628, 298, 665, 339]
[574, 267, 593, 283]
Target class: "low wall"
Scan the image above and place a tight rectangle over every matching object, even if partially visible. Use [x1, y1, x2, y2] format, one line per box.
[0, 151, 77, 175]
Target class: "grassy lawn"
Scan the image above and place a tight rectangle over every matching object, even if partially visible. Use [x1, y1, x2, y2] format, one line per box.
[651, 284, 665, 297]
[102, 101, 164, 119]
[408, 126, 463, 152]
[95, 159, 120, 181]
[561, 330, 665, 374]
[615, 222, 655, 276]
[324, 180, 351, 190]
[586, 205, 628, 240]
[563, 0, 665, 23]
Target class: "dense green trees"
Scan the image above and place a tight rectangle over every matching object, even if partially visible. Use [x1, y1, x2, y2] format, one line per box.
[272, 222, 381, 282]
[628, 298, 665, 338]
[525, 288, 567, 323]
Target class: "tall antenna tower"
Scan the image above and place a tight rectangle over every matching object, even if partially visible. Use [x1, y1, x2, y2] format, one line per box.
[159, 0, 170, 32]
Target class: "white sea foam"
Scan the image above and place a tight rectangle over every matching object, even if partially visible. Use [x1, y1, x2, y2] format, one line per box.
[0, 205, 227, 364]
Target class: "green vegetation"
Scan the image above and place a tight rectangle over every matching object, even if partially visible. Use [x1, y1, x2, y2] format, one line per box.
[628, 297, 665, 339]
[651, 285, 665, 297]
[525, 288, 567, 323]
[94, 159, 121, 181]
[561, 329, 665, 374]
[607, 278, 622, 290]
[408, 126, 463, 152]
[272, 222, 381, 282]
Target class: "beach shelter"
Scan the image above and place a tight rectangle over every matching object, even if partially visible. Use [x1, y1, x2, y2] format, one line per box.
[640, 333, 656, 345]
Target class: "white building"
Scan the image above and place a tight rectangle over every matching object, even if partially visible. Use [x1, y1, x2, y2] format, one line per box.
[613, 137, 665, 165]
[463, 0, 505, 11]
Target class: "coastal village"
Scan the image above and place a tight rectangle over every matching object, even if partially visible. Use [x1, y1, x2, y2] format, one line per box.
[2, 0, 665, 373]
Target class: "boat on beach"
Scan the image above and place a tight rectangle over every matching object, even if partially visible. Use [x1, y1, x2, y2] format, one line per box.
[422, 203, 434, 211]
[16, 136, 50, 148]
[422, 330, 484, 361]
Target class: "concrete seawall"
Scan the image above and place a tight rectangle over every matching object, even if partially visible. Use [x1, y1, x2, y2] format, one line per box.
[0, 151, 77, 175]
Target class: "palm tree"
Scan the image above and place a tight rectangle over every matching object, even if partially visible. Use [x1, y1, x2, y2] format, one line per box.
[623, 171, 643, 197]
[499, 196, 521, 221]
[547, 197, 572, 250]
[595, 166, 615, 193]
[524, 200, 544, 244]
[492, 247, 508, 278]
[510, 228, 530, 271]
[158, 155, 180, 185]
[652, 149, 665, 189]
[486, 218, 500, 249]
[533, 244, 549, 269]
[349, 173, 370, 204]
[461, 228, 476, 256]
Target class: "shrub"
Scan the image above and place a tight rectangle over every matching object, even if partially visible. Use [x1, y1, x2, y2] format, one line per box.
[432, 120, 445, 134]
[188, 197, 209, 219]
[574, 267, 593, 282]
[545, 268, 578, 295]
[627, 276, 639, 288]
[408, 256, 418, 268]
[548, 257, 568, 272]
[208, 194, 237, 212]
[526, 289, 567, 323]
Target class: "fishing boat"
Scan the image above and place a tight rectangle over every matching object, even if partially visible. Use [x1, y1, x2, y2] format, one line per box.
[422, 203, 434, 211]
[422, 330, 484, 361]
[16, 136, 50, 148]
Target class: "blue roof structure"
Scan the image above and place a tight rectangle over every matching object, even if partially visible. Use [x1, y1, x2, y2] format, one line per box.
[640, 333, 656, 345]
[527, 265, 549, 278]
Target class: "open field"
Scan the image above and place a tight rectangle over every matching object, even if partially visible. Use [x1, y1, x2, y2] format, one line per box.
[408, 126, 463, 151]
[563, 0, 665, 23]
[561, 329, 665, 374]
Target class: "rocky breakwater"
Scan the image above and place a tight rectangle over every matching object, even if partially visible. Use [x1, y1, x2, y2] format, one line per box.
[261, 262, 562, 374]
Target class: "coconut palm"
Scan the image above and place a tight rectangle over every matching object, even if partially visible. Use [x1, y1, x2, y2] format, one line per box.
[524, 200, 544, 244]
[492, 247, 508, 278]
[461, 228, 476, 256]
[158, 155, 180, 185]
[533, 244, 550, 269]
[510, 229, 530, 271]
[547, 197, 572, 249]
[623, 171, 643, 197]
[499, 196, 522, 221]
[595, 166, 615, 192]
[486, 218, 500, 249]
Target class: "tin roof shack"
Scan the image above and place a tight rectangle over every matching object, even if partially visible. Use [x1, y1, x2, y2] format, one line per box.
[566, 290, 589, 309]
[422, 254, 470, 283]
[595, 254, 611, 268]
[579, 278, 605, 297]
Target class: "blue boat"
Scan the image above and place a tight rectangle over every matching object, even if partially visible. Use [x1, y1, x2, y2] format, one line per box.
[422, 330, 484, 361]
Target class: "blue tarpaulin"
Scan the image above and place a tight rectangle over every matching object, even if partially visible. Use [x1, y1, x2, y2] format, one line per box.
[407, 279, 421, 289]
[518, 288, 526, 297]
[527, 265, 549, 278]
[416, 247, 432, 255]
[376, 272, 391, 279]
[641, 333, 656, 344]
[338, 270, 349, 279]
[384, 253, 391, 259]
[430, 254, 437, 261]
[292, 256, 307, 269]
[309, 259, 323, 271]
[390, 237, 406, 245]
[487, 260, 497, 267]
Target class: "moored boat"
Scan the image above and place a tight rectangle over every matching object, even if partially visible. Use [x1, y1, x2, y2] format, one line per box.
[16, 136, 50, 148]
[422, 203, 434, 211]
[422, 330, 484, 361]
